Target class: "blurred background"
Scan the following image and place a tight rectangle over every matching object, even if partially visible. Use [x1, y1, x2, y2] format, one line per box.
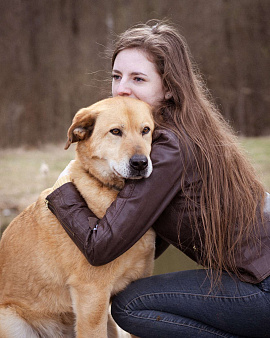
[1, 0, 270, 274]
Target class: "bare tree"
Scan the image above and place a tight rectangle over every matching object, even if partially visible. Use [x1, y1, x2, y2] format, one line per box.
[0, 0, 269, 147]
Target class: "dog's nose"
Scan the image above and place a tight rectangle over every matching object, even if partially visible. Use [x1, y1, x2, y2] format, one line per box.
[129, 155, 148, 171]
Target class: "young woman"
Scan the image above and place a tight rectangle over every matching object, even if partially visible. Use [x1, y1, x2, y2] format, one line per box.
[46, 21, 270, 337]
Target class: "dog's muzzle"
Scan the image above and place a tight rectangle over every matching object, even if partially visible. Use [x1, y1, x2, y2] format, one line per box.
[110, 155, 153, 180]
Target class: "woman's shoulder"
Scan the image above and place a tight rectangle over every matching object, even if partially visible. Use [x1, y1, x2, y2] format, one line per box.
[152, 127, 192, 155]
[152, 127, 180, 144]
[153, 127, 198, 181]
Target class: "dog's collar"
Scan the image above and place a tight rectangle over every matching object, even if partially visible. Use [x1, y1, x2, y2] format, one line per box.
[86, 170, 123, 192]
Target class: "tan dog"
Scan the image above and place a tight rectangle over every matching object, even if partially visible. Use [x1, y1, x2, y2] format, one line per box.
[0, 97, 156, 338]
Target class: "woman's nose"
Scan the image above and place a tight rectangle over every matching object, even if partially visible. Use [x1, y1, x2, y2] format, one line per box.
[116, 80, 132, 96]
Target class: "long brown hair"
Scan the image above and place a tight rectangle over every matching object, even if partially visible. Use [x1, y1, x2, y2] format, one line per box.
[111, 20, 265, 281]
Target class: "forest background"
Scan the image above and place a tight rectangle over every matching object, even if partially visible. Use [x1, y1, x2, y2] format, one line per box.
[1, 0, 270, 148]
[1, 0, 270, 273]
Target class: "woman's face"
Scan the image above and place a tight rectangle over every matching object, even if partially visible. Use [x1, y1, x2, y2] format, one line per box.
[112, 48, 166, 107]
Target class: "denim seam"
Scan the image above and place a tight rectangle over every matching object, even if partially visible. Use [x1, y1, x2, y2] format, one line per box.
[125, 310, 229, 337]
[125, 290, 263, 307]
[123, 291, 265, 337]
[261, 289, 270, 306]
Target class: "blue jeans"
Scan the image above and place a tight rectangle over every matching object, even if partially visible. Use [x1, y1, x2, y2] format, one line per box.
[111, 270, 270, 337]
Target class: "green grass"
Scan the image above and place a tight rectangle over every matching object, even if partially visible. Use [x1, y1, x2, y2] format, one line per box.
[240, 137, 270, 189]
[0, 137, 269, 274]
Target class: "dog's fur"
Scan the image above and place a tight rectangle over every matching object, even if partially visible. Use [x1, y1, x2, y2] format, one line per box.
[0, 97, 156, 338]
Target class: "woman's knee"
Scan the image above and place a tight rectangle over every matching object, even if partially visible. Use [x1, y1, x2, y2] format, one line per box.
[111, 286, 133, 328]
[111, 293, 125, 321]
[111, 278, 151, 328]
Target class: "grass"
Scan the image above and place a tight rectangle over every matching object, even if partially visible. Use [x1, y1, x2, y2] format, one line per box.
[0, 143, 75, 232]
[240, 137, 270, 189]
[0, 143, 75, 207]
[0, 137, 269, 274]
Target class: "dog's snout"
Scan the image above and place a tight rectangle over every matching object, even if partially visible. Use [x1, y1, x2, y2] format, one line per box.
[129, 155, 148, 171]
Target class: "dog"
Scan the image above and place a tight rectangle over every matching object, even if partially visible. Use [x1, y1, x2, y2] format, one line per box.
[0, 97, 156, 338]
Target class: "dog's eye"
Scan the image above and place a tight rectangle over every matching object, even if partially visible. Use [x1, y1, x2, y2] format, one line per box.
[142, 127, 150, 135]
[110, 128, 122, 136]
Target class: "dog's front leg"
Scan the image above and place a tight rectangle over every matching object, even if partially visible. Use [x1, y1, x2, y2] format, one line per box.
[70, 284, 110, 338]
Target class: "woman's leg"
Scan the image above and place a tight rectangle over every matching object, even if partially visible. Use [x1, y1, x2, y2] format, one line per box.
[111, 270, 270, 338]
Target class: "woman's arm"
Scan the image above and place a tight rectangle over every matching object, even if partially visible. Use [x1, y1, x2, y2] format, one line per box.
[46, 129, 183, 266]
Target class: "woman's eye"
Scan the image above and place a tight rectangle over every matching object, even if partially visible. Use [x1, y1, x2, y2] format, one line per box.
[142, 127, 150, 135]
[110, 128, 122, 136]
[134, 77, 145, 82]
[112, 74, 121, 81]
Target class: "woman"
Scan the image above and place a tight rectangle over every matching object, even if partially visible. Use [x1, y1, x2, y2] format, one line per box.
[46, 20, 270, 337]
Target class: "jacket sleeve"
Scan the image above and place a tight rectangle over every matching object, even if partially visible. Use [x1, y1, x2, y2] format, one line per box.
[46, 129, 183, 266]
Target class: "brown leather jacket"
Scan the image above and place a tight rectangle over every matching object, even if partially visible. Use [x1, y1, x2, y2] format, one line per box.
[46, 128, 270, 284]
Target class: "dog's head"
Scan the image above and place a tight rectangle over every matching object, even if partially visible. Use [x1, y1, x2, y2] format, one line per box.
[65, 97, 155, 189]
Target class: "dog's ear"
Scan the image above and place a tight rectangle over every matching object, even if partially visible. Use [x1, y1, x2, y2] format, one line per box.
[65, 108, 98, 150]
